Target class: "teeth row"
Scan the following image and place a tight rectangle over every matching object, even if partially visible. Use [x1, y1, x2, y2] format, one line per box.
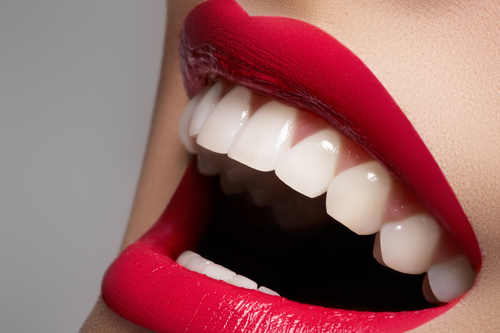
[179, 82, 475, 303]
[176, 251, 280, 296]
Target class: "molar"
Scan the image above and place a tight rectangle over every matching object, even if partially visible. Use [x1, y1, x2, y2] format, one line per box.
[426, 255, 475, 303]
[275, 129, 341, 198]
[326, 161, 392, 235]
[196, 85, 253, 154]
[379, 213, 441, 274]
[228, 101, 297, 172]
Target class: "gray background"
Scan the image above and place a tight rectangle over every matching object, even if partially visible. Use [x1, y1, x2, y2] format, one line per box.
[0, 1, 166, 331]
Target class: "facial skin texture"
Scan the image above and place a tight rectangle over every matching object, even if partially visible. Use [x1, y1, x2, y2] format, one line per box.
[81, 0, 500, 332]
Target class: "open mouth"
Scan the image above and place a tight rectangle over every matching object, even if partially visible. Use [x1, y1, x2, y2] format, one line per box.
[101, 0, 482, 332]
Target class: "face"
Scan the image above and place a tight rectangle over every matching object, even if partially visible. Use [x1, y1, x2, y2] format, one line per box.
[99, 0, 500, 332]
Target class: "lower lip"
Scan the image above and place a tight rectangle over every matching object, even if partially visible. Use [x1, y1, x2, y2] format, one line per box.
[102, 160, 456, 333]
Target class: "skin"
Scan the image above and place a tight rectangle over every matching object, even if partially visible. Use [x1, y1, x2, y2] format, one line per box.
[80, 0, 500, 332]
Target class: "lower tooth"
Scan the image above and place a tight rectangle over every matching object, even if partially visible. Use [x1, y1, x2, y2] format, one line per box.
[185, 256, 213, 273]
[326, 161, 392, 235]
[427, 255, 475, 303]
[201, 263, 237, 283]
[380, 213, 441, 274]
[230, 275, 258, 290]
[176, 251, 200, 266]
[258, 286, 280, 296]
[177, 251, 261, 292]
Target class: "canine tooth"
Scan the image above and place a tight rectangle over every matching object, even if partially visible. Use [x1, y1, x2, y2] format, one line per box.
[380, 213, 441, 274]
[197, 148, 224, 176]
[197, 86, 252, 154]
[228, 101, 297, 172]
[179, 87, 209, 154]
[427, 255, 475, 303]
[189, 81, 225, 137]
[275, 129, 341, 198]
[185, 256, 213, 273]
[258, 286, 280, 296]
[176, 250, 200, 266]
[201, 263, 236, 283]
[326, 161, 392, 235]
[229, 275, 258, 290]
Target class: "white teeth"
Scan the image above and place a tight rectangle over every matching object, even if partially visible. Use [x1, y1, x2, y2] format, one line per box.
[176, 250, 200, 266]
[179, 87, 209, 154]
[197, 86, 253, 154]
[185, 254, 213, 273]
[326, 161, 392, 235]
[197, 148, 224, 176]
[275, 129, 341, 198]
[176, 251, 261, 291]
[258, 286, 280, 296]
[230, 275, 259, 290]
[228, 101, 297, 172]
[380, 213, 441, 274]
[189, 81, 225, 138]
[201, 263, 237, 283]
[427, 255, 475, 303]
[181, 83, 476, 304]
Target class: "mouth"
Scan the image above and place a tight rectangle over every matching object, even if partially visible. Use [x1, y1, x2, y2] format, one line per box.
[101, 0, 481, 332]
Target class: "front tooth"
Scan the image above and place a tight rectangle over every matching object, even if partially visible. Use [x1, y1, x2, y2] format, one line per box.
[275, 129, 341, 198]
[188, 81, 225, 137]
[230, 275, 258, 290]
[427, 255, 475, 303]
[179, 87, 209, 154]
[380, 213, 441, 274]
[176, 250, 200, 266]
[326, 161, 392, 235]
[258, 286, 280, 296]
[228, 101, 297, 172]
[201, 263, 236, 283]
[185, 255, 213, 273]
[196, 86, 252, 154]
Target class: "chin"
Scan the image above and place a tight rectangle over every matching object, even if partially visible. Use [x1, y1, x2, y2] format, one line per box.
[101, 0, 482, 332]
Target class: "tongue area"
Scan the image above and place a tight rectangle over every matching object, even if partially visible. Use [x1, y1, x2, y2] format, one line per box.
[196, 181, 432, 312]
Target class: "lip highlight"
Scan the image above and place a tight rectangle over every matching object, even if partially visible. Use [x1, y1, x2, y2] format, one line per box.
[102, 0, 481, 332]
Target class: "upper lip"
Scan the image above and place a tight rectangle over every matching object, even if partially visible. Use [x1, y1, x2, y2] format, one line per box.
[101, 0, 482, 332]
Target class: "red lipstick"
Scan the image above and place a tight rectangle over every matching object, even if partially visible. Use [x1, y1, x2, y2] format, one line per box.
[102, 0, 481, 331]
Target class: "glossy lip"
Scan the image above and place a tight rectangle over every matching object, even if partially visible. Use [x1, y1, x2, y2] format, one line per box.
[102, 0, 481, 332]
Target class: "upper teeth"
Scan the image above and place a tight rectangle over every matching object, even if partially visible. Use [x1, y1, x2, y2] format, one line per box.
[178, 81, 475, 304]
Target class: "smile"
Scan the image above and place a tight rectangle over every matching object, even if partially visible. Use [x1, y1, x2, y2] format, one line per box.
[101, 0, 482, 332]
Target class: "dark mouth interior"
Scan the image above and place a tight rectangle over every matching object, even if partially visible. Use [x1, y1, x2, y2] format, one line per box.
[196, 175, 434, 312]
